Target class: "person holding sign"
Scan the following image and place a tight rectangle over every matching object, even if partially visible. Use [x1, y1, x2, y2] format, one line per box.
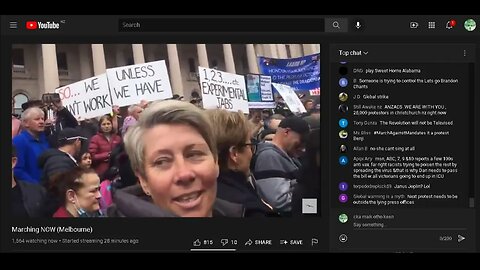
[88, 115, 122, 179]
[107, 100, 243, 217]
[42, 94, 79, 148]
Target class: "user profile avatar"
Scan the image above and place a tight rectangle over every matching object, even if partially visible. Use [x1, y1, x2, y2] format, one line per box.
[339, 118, 348, 128]
[340, 144, 347, 153]
[464, 19, 476, 31]
[339, 130, 348, 139]
[339, 66, 348, 76]
[339, 213, 348, 223]
[338, 104, 348, 113]
[339, 92, 348, 102]
[339, 78, 348, 87]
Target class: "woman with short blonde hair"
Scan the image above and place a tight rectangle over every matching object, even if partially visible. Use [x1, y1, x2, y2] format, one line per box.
[108, 100, 243, 217]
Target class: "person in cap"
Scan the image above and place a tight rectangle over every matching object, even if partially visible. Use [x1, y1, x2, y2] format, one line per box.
[38, 128, 86, 187]
[251, 116, 310, 216]
[38, 128, 87, 217]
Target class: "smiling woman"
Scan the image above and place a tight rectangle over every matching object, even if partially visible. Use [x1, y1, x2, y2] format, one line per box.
[107, 100, 244, 217]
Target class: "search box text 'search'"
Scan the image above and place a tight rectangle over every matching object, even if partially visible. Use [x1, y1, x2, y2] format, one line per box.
[119, 18, 325, 32]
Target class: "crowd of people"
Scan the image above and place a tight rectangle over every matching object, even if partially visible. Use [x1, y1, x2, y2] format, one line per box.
[11, 93, 320, 218]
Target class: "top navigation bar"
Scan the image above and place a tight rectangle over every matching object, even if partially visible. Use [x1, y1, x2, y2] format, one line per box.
[1, 15, 479, 36]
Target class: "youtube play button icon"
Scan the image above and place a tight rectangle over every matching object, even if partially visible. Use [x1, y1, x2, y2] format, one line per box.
[26, 21, 37, 30]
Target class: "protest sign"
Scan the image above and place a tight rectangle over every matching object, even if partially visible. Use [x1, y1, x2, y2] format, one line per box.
[199, 67, 249, 113]
[272, 83, 307, 114]
[55, 74, 112, 120]
[258, 53, 320, 96]
[106, 60, 173, 107]
[246, 74, 275, 109]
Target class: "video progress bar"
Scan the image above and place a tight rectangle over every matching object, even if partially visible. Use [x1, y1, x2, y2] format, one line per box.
[190, 248, 236, 252]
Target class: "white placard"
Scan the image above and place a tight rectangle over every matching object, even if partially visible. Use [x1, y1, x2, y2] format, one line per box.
[55, 74, 112, 121]
[260, 75, 274, 101]
[199, 67, 249, 113]
[272, 83, 307, 114]
[106, 60, 173, 107]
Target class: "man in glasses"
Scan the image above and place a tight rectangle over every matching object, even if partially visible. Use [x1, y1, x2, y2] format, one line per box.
[251, 116, 310, 216]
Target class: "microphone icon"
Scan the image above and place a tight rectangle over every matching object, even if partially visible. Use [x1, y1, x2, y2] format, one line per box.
[353, 19, 364, 31]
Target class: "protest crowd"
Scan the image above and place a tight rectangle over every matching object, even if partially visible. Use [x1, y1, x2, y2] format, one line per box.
[11, 56, 320, 218]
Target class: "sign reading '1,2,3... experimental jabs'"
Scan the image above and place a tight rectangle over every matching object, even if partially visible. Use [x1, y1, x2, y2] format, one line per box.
[199, 66, 249, 113]
[55, 74, 112, 121]
[106, 60, 173, 107]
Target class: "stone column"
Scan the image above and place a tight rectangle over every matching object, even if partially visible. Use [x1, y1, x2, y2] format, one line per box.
[245, 44, 259, 73]
[91, 44, 106, 75]
[223, 44, 236, 73]
[277, 44, 288, 59]
[263, 44, 278, 58]
[78, 44, 93, 79]
[167, 44, 184, 96]
[41, 44, 60, 92]
[132, 44, 145, 64]
[289, 44, 303, 58]
[196, 44, 209, 68]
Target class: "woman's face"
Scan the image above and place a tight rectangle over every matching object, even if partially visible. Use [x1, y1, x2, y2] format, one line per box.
[80, 153, 92, 168]
[138, 124, 219, 217]
[100, 119, 112, 133]
[234, 140, 254, 176]
[75, 172, 101, 213]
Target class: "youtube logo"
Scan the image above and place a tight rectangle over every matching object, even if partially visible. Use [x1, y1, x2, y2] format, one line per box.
[26, 21, 37, 30]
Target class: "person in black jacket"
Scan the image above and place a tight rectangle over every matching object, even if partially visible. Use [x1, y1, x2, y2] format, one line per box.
[38, 128, 86, 216]
[45, 99, 79, 148]
[39, 128, 86, 186]
[205, 109, 277, 217]
[12, 145, 46, 218]
[292, 127, 320, 217]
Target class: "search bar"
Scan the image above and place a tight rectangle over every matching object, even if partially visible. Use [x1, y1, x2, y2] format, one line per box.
[119, 17, 325, 32]
[325, 18, 348, 32]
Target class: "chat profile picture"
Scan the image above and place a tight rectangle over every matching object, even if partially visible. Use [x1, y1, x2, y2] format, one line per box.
[339, 130, 348, 139]
[339, 92, 348, 102]
[339, 78, 348, 87]
[339, 118, 348, 128]
[339, 66, 348, 76]
[339, 194, 348, 203]
[340, 144, 347, 153]
[339, 182, 348, 191]
[339, 213, 348, 223]
[338, 104, 348, 113]
[464, 19, 476, 31]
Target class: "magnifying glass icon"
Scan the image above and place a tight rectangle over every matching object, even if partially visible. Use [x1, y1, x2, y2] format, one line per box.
[333, 21, 340, 28]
